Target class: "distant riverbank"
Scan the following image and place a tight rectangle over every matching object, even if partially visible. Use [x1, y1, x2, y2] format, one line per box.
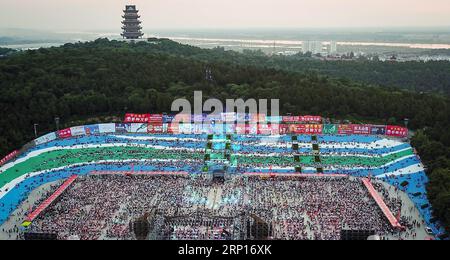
[166, 36, 450, 50]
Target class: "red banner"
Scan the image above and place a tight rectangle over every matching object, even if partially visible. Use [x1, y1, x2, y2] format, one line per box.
[148, 122, 163, 133]
[282, 116, 302, 123]
[338, 125, 354, 135]
[352, 124, 371, 135]
[292, 124, 323, 134]
[278, 124, 290, 134]
[58, 128, 72, 139]
[282, 116, 321, 123]
[148, 114, 163, 123]
[0, 150, 19, 166]
[301, 116, 322, 123]
[386, 125, 408, 137]
[257, 124, 271, 135]
[305, 124, 323, 134]
[290, 124, 305, 134]
[124, 113, 151, 123]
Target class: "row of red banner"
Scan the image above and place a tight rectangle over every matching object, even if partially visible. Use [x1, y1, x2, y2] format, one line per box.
[281, 116, 322, 123]
[0, 150, 19, 166]
[289, 124, 407, 137]
[164, 123, 407, 137]
[55, 123, 408, 138]
[124, 113, 322, 124]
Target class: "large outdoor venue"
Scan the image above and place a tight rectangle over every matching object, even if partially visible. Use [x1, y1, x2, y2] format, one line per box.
[0, 113, 443, 240]
[1, 0, 450, 248]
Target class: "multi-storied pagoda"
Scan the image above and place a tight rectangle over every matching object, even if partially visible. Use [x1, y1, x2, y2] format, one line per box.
[121, 5, 144, 40]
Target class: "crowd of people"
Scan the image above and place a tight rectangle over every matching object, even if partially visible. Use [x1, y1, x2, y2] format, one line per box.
[245, 176, 395, 240]
[161, 215, 239, 240]
[229, 134, 416, 176]
[30, 175, 196, 240]
[23, 174, 414, 240]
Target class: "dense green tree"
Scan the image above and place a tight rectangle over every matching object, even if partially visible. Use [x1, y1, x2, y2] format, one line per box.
[428, 169, 450, 230]
[0, 48, 16, 56]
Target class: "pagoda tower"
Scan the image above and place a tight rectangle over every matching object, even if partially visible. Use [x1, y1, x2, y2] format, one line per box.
[121, 5, 144, 40]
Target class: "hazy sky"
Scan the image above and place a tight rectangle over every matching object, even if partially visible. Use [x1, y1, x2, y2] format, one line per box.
[1, 0, 450, 31]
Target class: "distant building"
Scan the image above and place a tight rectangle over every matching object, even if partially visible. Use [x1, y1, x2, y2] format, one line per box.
[302, 41, 324, 54]
[329, 41, 338, 54]
[121, 5, 144, 40]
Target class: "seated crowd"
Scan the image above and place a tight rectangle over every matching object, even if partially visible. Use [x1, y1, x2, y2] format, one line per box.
[25, 175, 410, 240]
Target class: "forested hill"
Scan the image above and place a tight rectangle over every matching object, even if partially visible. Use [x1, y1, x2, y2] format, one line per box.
[133, 39, 450, 95]
[159, 41, 450, 95]
[0, 38, 449, 230]
[255, 55, 450, 95]
[71, 38, 450, 95]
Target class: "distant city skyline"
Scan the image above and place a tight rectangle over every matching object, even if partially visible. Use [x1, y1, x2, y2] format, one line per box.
[1, 0, 450, 31]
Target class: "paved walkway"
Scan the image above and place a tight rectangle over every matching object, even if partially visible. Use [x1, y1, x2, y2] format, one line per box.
[0, 181, 61, 240]
[374, 180, 431, 240]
